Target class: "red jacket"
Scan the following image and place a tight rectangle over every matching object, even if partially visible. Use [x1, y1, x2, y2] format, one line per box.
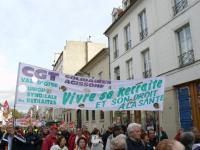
[42, 134, 57, 150]
[68, 133, 76, 150]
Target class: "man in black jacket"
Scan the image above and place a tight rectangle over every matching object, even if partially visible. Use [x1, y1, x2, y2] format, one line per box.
[126, 123, 145, 150]
[25, 126, 39, 150]
[2, 125, 26, 150]
[102, 126, 112, 150]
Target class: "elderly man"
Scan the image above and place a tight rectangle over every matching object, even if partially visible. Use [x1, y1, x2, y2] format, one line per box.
[2, 125, 26, 150]
[180, 132, 195, 150]
[126, 123, 145, 150]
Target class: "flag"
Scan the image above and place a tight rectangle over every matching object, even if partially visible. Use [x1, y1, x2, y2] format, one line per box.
[3, 100, 9, 112]
[3, 100, 10, 119]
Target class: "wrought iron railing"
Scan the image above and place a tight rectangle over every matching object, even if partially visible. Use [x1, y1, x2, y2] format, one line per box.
[173, 0, 188, 15]
[140, 28, 148, 40]
[125, 40, 131, 50]
[178, 49, 195, 67]
[143, 69, 152, 78]
[114, 49, 119, 59]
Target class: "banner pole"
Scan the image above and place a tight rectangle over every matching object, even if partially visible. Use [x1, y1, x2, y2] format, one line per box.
[13, 63, 21, 126]
[157, 111, 160, 142]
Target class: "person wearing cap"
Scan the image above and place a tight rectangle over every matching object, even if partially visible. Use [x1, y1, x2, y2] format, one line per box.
[105, 125, 123, 150]
[1, 125, 26, 150]
[42, 124, 58, 150]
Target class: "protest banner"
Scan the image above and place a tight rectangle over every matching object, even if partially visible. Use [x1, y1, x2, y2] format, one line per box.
[15, 63, 165, 111]
[15, 117, 42, 127]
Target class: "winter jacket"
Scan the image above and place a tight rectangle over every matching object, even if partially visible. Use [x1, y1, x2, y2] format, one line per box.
[126, 138, 145, 150]
[25, 132, 40, 150]
[2, 132, 26, 150]
[50, 145, 68, 150]
[68, 134, 76, 150]
[42, 134, 57, 150]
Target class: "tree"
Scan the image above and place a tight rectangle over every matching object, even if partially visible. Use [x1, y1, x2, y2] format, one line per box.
[11, 109, 23, 119]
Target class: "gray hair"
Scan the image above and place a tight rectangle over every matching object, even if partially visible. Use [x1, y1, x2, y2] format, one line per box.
[180, 132, 195, 149]
[127, 123, 141, 136]
[111, 134, 127, 150]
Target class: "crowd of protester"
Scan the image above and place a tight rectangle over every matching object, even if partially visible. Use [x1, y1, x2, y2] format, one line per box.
[0, 122, 200, 150]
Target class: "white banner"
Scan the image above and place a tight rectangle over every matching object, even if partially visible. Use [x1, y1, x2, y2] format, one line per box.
[15, 63, 165, 111]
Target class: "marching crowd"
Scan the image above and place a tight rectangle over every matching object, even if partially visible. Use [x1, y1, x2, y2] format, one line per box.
[0, 122, 200, 150]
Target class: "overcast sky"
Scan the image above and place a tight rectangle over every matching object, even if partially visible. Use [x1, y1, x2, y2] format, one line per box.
[0, 0, 121, 110]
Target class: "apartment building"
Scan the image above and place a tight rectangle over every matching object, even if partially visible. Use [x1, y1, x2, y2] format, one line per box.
[52, 40, 106, 127]
[75, 48, 111, 132]
[104, 0, 200, 137]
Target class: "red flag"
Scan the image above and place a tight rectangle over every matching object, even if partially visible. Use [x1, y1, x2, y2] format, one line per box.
[3, 100, 9, 112]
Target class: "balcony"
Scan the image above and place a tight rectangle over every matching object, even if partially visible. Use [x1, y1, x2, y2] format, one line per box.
[140, 28, 148, 40]
[173, 0, 188, 15]
[114, 49, 119, 59]
[178, 49, 195, 67]
[143, 69, 152, 78]
[125, 40, 131, 50]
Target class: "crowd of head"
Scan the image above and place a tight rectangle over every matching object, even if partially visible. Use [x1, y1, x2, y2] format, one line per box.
[0, 123, 200, 150]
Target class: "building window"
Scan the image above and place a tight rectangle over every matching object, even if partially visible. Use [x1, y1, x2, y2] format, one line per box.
[113, 35, 119, 59]
[139, 9, 148, 40]
[114, 66, 120, 80]
[126, 59, 134, 80]
[177, 24, 194, 67]
[92, 110, 95, 120]
[173, 0, 188, 15]
[100, 111, 104, 120]
[124, 23, 131, 50]
[86, 110, 89, 121]
[142, 50, 151, 78]
[98, 71, 103, 80]
[67, 113, 69, 122]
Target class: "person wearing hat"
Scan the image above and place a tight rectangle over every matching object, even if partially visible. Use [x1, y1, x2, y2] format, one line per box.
[42, 124, 58, 150]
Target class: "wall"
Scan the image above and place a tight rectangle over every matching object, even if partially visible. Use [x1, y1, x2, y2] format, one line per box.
[106, 0, 200, 138]
[78, 50, 111, 132]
